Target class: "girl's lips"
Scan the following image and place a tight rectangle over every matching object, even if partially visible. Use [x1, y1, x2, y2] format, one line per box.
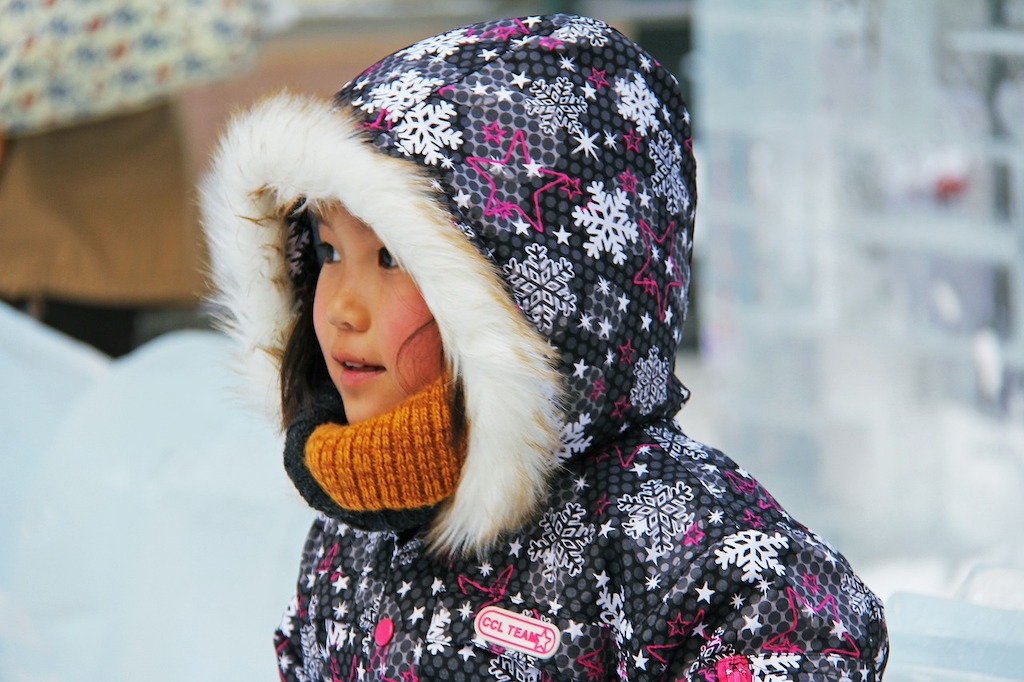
[334, 358, 385, 386]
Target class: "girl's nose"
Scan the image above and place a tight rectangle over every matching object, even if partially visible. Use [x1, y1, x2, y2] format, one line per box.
[322, 274, 370, 332]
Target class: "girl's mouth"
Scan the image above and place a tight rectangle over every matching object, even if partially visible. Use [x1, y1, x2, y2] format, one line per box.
[336, 359, 386, 387]
[343, 361, 382, 371]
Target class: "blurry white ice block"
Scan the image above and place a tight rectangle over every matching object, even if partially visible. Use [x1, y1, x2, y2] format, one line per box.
[0, 304, 109, 585]
[885, 592, 1024, 681]
[3, 329, 313, 682]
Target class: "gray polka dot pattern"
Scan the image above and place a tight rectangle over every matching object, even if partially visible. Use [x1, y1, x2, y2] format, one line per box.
[276, 14, 889, 681]
[276, 422, 888, 681]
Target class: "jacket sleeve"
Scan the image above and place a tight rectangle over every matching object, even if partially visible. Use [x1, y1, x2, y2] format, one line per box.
[274, 516, 329, 681]
[642, 532, 889, 681]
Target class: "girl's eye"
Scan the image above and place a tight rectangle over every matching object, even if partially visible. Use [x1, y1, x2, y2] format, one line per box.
[378, 247, 398, 269]
[321, 243, 340, 265]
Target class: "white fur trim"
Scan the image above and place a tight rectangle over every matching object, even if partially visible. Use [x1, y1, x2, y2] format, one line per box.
[200, 92, 563, 555]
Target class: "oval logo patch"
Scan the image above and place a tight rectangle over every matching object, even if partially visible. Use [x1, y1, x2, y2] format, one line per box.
[474, 605, 561, 659]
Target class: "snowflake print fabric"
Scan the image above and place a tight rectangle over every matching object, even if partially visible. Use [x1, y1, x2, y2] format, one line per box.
[325, 13, 697, 449]
[201, 12, 888, 682]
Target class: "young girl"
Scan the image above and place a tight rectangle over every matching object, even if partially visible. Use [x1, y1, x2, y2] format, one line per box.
[202, 14, 888, 681]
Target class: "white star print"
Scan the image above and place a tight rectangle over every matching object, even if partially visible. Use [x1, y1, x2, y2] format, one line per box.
[523, 161, 544, 177]
[645, 545, 665, 563]
[333, 574, 350, 593]
[731, 594, 745, 609]
[581, 82, 597, 100]
[599, 520, 616, 537]
[574, 476, 588, 492]
[549, 599, 563, 615]
[594, 570, 610, 588]
[559, 55, 577, 72]
[454, 189, 471, 208]
[695, 581, 715, 603]
[631, 462, 649, 477]
[742, 614, 762, 633]
[511, 71, 530, 88]
[603, 130, 618, 149]
[479, 561, 493, 577]
[565, 620, 584, 639]
[572, 129, 600, 159]
[509, 539, 522, 556]
[573, 359, 589, 378]
[458, 644, 476, 661]
[431, 577, 445, 595]
[480, 48, 499, 61]
[633, 650, 649, 670]
[646, 574, 661, 591]
[397, 581, 412, 597]
[831, 619, 850, 639]
[617, 293, 630, 312]
[640, 312, 652, 331]
[409, 606, 426, 623]
[459, 602, 474, 621]
[553, 225, 572, 245]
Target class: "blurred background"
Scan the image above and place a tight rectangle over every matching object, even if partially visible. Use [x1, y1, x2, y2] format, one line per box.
[2, 0, 1023, 679]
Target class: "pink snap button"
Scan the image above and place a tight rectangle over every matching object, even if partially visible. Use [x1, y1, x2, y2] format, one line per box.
[374, 617, 395, 647]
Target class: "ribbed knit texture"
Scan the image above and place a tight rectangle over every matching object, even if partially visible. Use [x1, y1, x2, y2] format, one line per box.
[305, 378, 463, 512]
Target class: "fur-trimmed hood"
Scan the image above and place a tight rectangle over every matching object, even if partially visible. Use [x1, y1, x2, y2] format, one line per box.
[201, 14, 696, 556]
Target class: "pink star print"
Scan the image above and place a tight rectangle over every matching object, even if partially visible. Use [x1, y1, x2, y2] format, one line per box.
[611, 395, 631, 419]
[683, 523, 704, 546]
[623, 128, 643, 152]
[597, 443, 659, 469]
[362, 107, 394, 131]
[618, 339, 636, 364]
[764, 587, 862, 657]
[633, 218, 683, 321]
[539, 35, 564, 50]
[618, 169, 638, 194]
[577, 643, 606, 679]
[803, 572, 821, 594]
[458, 564, 513, 607]
[561, 176, 583, 200]
[481, 19, 530, 41]
[667, 608, 706, 639]
[724, 470, 783, 512]
[482, 120, 506, 144]
[743, 509, 765, 529]
[587, 67, 609, 89]
[647, 608, 707, 664]
[466, 129, 573, 233]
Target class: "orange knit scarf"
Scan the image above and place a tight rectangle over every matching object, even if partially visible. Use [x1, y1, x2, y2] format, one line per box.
[304, 378, 464, 512]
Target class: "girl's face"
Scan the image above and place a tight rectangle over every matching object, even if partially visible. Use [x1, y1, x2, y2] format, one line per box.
[313, 204, 443, 424]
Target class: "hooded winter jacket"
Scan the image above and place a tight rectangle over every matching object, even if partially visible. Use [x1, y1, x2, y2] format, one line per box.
[201, 14, 888, 681]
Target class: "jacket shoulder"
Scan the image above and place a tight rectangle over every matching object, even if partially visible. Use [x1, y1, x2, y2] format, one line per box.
[541, 420, 889, 679]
